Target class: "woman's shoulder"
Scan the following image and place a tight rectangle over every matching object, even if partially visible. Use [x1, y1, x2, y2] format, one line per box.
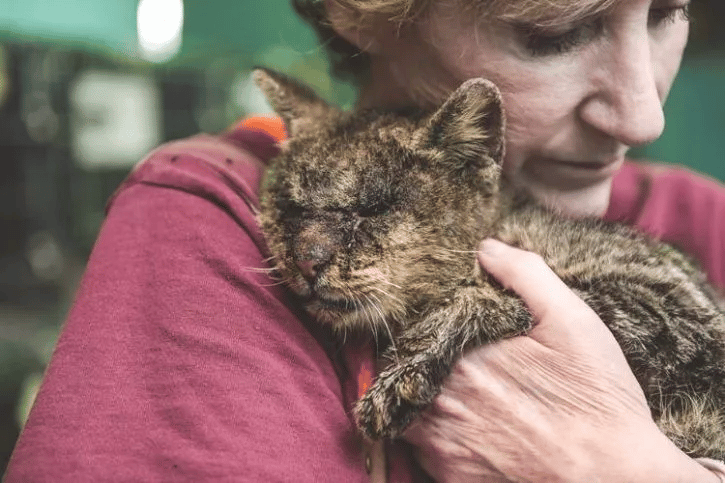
[4, 118, 379, 482]
[111, 119, 282, 210]
[606, 159, 725, 289]
[104, 117, 285, 252]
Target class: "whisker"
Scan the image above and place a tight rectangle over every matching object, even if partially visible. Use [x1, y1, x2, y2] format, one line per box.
[367, 292, 399, 363]
[437, 248, 479, 254]
[362, 293, 380, 346]
[340, 324, 349, 345]
[257, 279, 290, 288]
[359, 292, 382, 346]
[369, 285, 405, 310]
[242, 266, 278, 274]
[373, 278, 403, 290]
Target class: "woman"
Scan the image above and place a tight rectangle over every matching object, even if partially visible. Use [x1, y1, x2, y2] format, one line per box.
[6, 0, 725, 481]
[303, 0, 725, 480]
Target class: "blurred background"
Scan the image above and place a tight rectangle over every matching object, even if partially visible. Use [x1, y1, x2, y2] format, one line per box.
[0, 0, 723, 474]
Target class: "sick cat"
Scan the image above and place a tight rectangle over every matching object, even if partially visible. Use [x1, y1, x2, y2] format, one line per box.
[253, 68, 725, 459]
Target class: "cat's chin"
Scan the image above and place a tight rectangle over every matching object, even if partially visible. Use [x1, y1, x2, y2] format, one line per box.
[304, 297, 373, 329]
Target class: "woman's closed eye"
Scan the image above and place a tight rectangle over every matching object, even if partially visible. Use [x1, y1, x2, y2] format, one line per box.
[648, 3, 691, 29]
[515, 2, 691, 58]
[517, 19, 604, 57]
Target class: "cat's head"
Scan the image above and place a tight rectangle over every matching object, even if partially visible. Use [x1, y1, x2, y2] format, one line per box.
[255, 68, 505, 330]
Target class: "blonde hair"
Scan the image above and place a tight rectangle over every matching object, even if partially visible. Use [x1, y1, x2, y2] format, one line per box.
[293, 0, 618, 82]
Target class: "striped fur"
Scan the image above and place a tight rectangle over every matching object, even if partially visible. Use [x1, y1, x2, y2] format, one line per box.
[255, 69, 725, 457]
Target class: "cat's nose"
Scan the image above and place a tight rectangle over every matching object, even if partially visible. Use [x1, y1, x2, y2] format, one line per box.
[294, 247, 331, 281]
[295, 259, 319, 280]
[294, 228, 337, 281]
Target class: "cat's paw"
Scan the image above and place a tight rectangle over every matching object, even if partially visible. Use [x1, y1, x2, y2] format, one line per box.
[353, 363, 439, 439]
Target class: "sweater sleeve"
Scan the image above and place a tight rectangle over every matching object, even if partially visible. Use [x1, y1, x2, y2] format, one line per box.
[606, 160, 725, 291]
[4, 135, 370, 482]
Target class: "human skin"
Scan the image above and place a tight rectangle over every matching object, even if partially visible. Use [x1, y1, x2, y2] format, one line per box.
[334, 0, 689, 217]
[404, 239, 719, 482]
[325, 0, 722, 481]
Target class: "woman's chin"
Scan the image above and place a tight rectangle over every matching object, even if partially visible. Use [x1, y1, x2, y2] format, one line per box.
[525, 179, 614, 219]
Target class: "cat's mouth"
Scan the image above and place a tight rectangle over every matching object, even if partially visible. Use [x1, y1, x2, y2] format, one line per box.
[290, 276, 381, 325]
[308, 294, 362, 313]
[301, 292, 373, 326]
[291, 274, 365, 314]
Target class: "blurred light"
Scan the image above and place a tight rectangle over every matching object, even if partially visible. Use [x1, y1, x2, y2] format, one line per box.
[0, 45, 8, 108]
[16, 372, 43, 428]
[23, 90, 59, 143]
[70, 70, 162, 169]
[234, 71, 274, 116]
[26, 231, 64, 282]
[137, 0, 184, 63]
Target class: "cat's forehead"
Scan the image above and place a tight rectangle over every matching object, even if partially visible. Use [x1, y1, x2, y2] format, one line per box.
[272, 111, 432, 208]
[277, 136, 414, 207]
[292, 115, 415, 171]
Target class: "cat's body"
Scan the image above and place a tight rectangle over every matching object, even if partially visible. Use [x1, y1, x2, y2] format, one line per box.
[254, 69, 725, 459]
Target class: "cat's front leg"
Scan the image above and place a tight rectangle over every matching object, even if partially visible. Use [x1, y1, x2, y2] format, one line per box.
[354, 285, 531, 439]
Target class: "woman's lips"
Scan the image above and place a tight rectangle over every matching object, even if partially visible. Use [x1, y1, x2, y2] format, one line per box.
[523, 156, 624, 190]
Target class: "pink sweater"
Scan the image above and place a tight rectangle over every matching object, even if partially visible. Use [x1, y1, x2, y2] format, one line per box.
[5, 126, 725, 482]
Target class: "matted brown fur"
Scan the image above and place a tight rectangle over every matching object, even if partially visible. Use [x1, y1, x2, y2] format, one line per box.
[254, 68, 725, 458]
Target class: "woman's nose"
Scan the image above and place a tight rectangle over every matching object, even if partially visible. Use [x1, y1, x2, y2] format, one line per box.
[579, 31, 666, 148]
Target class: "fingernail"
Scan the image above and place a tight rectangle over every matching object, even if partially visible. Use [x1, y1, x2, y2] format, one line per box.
[478, 238, 503, 257]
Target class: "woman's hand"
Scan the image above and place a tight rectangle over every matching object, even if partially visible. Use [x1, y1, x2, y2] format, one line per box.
[403, 239, 719, 483]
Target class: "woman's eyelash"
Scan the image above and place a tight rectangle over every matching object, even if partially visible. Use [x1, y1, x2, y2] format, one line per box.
[648, 5, 691, 28]
[520, 20, 603, 57]
[518, 4, 691, 58]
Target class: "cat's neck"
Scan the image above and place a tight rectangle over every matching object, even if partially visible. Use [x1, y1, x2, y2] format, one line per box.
[497, 178, 538, 214]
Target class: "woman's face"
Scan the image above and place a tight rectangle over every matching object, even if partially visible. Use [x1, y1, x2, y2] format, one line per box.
[370, 0, 690, 216]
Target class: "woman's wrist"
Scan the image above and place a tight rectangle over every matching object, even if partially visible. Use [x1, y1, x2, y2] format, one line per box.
[696, 458, 725, 482]
[608, 422, 722, 483]
[654, 446, 723, 483]
[548, 410, 721, 483]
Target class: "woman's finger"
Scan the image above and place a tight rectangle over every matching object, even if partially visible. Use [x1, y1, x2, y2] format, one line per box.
[477, 239, 586, 319]
[477, 238, 620, 353]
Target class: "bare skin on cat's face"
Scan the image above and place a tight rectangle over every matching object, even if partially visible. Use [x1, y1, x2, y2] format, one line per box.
[257, 69, 505, 331]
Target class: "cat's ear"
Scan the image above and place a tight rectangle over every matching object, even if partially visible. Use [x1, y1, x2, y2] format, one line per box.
[419, 78, 505, 169]
[252, 68, 333, 138]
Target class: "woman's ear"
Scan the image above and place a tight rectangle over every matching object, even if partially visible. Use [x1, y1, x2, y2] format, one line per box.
[324, 0, 386, 54]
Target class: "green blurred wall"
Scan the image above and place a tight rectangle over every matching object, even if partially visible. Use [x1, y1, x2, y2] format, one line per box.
[183, 0, 319, 58]
[0, 0, 722, 180]
[634, 56, 725, 181]
[0, 0, 137, 56]
[0, 0, 320, 62]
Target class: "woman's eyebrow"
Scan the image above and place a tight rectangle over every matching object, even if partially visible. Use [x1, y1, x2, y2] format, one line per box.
[502, 11, 602, 32]
[496, 1, 615, 29]
[650, 0, 691, 6]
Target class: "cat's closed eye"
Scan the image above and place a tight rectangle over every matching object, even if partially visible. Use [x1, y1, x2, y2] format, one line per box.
[356, 180, 400, 218]
[276, 198, 305, 220]
[357, 200, 391, 218]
